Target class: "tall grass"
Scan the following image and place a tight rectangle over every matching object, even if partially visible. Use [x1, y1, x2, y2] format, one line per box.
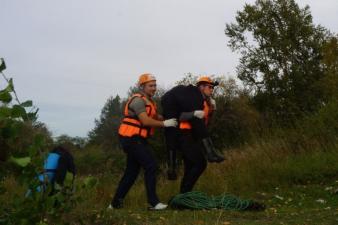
[2, 138, 337, 224]
[1, 100, 337, 224]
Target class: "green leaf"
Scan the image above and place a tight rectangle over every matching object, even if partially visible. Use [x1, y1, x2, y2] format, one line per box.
[6, 78, 14, 92]
[26, 108, 39, 121]
[0, 78, 14, 103]
[9, 156, 31, 167]
[11, 105, 26, 118]
[0, 90, 12, 103]
[20, 100, 33, 108]
[0, 58, 6, 72]
[0, 106, 12, 118]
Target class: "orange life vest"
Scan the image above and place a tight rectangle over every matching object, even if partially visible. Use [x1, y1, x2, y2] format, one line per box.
[179, 100, 211, 130]
[118, 93, 157, 138]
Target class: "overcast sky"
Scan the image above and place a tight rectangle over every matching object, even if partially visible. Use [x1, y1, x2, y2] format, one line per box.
[1, 0, 337, 137]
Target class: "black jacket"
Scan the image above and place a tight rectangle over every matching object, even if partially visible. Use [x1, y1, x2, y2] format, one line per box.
[50, 148, 76, 185]
[161, 85, 209, 139]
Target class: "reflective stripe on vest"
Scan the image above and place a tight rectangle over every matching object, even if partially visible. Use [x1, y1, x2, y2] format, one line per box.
[179, 100, 211, 130]
[118, 93, 157, 138]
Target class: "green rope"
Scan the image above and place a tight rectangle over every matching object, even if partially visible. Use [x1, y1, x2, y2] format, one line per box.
[169, 191, 254, 210]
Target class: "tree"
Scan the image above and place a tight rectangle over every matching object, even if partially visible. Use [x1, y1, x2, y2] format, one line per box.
[88, 95, 122, 151]
[54, 134, 87, 150]
[319, 36, 338, 101]
[1, 58, 75, 225]
[225, 0, 330, 121]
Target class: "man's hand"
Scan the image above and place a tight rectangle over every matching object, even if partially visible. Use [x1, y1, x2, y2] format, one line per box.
[193, 110, 205, 119]
[163, 118, 178, 127]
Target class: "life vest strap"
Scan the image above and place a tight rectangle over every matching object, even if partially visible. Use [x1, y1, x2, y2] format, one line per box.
[124, 115, 138, 120]
[122, 121, 142, 128]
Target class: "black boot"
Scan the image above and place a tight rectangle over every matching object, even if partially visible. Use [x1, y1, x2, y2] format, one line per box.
[201, 138, 225, 163]
[111, 198, 123, 209]
[245, 201, 266, 211]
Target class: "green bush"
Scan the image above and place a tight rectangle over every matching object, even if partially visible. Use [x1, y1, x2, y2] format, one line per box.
[74, 145, 126, 175]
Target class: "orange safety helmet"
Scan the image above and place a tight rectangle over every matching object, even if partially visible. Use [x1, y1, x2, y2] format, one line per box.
[196, 76, 219, 86]
[138, 73, 156, 86]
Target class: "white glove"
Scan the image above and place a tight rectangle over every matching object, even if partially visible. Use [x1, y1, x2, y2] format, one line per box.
[193, 110, 205, 119]
[163, 118, 178, 127]
[210, 98, 216, 110]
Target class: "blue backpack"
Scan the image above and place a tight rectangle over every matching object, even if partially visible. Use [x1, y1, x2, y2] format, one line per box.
[36, 153, 61, 192]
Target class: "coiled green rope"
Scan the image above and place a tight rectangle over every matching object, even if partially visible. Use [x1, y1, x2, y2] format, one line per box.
[169, 191, 255, 210]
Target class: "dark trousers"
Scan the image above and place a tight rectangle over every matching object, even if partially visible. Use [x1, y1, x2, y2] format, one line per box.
[164, 127, 179, 170]
[180, 130, 207, 193]
[112, 136, 159, 206]
[161, 93, 180, 178]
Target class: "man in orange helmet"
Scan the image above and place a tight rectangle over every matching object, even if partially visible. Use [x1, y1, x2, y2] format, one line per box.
[109, 73, 177, 210]
[161, 76, 224, 193]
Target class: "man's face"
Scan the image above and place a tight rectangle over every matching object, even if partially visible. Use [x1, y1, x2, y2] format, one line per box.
[200, 84, 214, 97]
[143, 80, 157, 97]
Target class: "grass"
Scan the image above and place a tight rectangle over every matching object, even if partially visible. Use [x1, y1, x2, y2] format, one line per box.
[62, 177, 338, 225]
[64, 144, 338, 224]
[2, 141, 338, 224]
